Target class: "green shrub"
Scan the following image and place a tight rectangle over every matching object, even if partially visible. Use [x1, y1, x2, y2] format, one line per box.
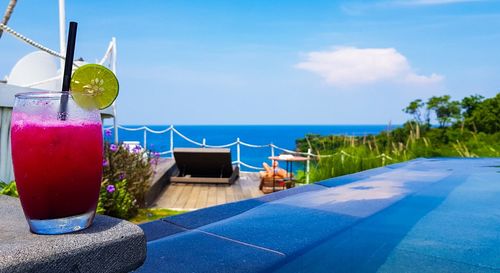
[97, 179, 135, 219]
[98, 141, 157, 219]
[0, 181, 18, 197]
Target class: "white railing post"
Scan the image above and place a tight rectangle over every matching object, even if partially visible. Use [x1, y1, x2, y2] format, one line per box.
[58, 0, 66, 76]
[236, 138, 241, 168]
[143, 129, 147, 149]
[113, 116, 118, 144]
[111, 37, 117, 73]
[202, 138, 206, 148]
[169, 125, 174, 159]
[306, 148, 311, 184]
[271, 143, 275, 158]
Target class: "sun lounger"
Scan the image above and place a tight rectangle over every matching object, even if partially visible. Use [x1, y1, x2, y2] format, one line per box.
[171, 148, 239, 184]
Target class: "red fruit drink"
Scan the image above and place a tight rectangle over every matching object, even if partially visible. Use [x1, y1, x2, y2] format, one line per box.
[11, 112, 103, 220]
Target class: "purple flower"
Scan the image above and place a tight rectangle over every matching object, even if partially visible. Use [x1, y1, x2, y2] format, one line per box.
[110, 144, 118, 152]
[106, 185, 115, 193]
[133, 145, 142, 154]
[119, 173, 125, 180]
[153, 151, 160, 157]
[104, 129, 112, 137]
[102, 159, 109, 167]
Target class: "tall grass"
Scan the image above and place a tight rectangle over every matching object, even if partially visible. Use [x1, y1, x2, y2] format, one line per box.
[301, 124, 499, 183]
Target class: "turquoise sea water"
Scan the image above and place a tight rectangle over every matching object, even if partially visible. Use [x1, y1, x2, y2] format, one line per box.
[106, 125, 395, 171]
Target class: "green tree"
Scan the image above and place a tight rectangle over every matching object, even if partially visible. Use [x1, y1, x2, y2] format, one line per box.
[427, 95, 462, 128]
[467, 93, 500, 134]
[403, 99, 425, 124]
[461, 94, 484, 118]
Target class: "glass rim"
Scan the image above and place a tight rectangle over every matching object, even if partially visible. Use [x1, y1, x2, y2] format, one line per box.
[14, 91, 95, 100]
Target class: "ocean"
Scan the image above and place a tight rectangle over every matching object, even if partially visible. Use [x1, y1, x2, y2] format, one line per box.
[105, 125, 393, 171]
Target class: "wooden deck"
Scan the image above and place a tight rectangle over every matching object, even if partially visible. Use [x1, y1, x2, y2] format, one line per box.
[144, 158, 176, 207]
[152, 172, 264, 211]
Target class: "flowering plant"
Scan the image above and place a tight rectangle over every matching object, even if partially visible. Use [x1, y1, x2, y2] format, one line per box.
[97, 141, 159, 219]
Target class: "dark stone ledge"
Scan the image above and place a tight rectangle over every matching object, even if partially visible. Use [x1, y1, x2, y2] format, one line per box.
[0, 195, 146, 273]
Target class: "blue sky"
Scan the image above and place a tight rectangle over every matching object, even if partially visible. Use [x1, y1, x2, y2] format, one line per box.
[1, 0, 500, 125]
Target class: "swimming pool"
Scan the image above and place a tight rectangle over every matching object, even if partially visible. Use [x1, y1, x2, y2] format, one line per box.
[137, 158, 500, 273]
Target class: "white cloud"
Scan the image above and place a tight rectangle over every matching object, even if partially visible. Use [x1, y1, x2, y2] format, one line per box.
[295, 47, 443, 87]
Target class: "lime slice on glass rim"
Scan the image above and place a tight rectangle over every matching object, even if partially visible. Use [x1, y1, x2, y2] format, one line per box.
[70, 64, 119, 110]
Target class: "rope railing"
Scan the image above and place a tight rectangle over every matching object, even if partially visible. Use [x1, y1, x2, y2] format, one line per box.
[103, 125, 308, 172]
[105, 125, 309, 156]
[314, 153, 340, 158]
[271, 144, 310, 156]
[104, 125, 399, 180]
[171, 127, 204, 146]
[204, 141, 238, 148]
[237, 161, 265, 170]
[144, 127, 172, 134]
[0, 23, 80, 67]
[116, 125, 149, 131]
[239, 141, 270, 148]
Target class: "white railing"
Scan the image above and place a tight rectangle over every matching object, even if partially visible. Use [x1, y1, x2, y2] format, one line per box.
[103, 125, 401, 184]
[103, 125, 315, 183]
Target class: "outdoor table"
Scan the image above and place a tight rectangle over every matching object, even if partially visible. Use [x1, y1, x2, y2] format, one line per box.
[268, 155, 309, 192]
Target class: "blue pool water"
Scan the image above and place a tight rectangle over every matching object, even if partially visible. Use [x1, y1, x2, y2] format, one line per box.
[106, 125, 394, 170]
[138, 158, 500, 273]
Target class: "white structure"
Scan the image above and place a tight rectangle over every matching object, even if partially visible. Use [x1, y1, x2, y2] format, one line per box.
[8, 51, 59, 90]
[0, 1, 118, 182]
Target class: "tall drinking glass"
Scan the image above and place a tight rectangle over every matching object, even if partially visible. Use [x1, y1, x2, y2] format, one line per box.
[11, 92, 103, 234]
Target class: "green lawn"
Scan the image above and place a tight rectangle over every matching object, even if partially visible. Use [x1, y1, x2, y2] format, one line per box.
[130, 208, 187, 224]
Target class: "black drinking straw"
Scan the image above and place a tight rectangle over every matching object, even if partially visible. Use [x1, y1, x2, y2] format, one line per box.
[58, 21, 78, 120]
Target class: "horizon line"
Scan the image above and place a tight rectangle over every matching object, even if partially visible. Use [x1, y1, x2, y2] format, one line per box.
[104, 123, 403, 127]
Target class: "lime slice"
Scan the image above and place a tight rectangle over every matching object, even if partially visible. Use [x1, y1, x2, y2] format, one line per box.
[70, 64, 119, 110]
